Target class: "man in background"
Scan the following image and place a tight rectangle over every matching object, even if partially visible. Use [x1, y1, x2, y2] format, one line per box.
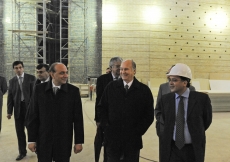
[7, 61, 36, 161]
[106, 67, 111, 74]
[35, 63, 50, 85]
[0, 75, 7, 133]
[94, 57, 122, 162]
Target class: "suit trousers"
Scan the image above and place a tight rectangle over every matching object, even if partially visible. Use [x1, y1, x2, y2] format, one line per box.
[169, 140, 195, 162]
[14, 101, 27, 155]
[106, 146, 140, 162]
[38, 158, 70, 162]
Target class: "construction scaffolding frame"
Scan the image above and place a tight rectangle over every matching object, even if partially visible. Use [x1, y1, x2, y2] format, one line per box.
[9, 0, 89, 83]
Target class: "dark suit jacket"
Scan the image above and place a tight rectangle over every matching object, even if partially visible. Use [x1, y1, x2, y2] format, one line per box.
[157, 82, 196, 103]
[155, 91, 212, 162]
[95, 73, 113, 122]
[0, 76, 7, 107]
[27, 80, 84, 161]
[7, 73, 36, 119]
[100, 77, 154, 152]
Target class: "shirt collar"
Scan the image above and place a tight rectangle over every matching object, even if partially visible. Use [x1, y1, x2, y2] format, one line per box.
[52, 81, 61, 89]
[41, 76, 50, 83]
[175, 88, 190, 99]
[123, 80, 133, 88]
[17, 72, 24, 79]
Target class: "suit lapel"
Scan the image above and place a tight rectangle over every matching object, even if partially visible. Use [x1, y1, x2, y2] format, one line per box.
[13, 76, 20, 90]
[187, 91, 197, 117]
[168, 93, 176, 120]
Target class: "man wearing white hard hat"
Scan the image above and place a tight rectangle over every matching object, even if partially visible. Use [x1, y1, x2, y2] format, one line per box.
[156, 65, 196, 105]
[155, 63, 212, 162]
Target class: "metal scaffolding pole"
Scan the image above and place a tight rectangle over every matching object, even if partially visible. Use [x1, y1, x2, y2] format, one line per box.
[60, 0, 62, 62]
[43, 0, 46, 63]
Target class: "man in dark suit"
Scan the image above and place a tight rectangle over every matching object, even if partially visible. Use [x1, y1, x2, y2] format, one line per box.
[25, 63, 50, 125]
[27, 63, 84, 162]
[7, 61, 36, 161]
[155, 63, 212, 162]
[157, 65, 196, 104]
[94, 57, 122, 162]
[0, 75, 7, 133]
[99, 60, 154, 162]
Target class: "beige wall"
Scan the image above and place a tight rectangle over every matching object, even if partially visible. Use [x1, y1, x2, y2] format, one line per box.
[102, 0, 230, 84]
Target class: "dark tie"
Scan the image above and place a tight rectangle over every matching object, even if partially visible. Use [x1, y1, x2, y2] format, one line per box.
[125, 84, 129, 93]
[19, 77, 24, 101]
[175, 96, 185, 150]
[53, 87, 58, 95]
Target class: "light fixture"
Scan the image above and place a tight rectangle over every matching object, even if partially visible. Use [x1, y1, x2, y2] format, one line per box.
[143, 6, 161, 24]
[102, 4, 118, 24]
[205, 10, 228, 29]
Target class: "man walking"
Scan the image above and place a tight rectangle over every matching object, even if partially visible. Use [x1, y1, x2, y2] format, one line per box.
[99, 60, 154, 162]
[155, 63, 212, 162]
[7, 61, 36, 161]
[27, 63, 84, 162]
[94, 57, 122, 162]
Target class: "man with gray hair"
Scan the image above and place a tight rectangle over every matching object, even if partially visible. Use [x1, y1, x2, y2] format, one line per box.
[94, 57, 122, 162]
[99, 59, 154, 162]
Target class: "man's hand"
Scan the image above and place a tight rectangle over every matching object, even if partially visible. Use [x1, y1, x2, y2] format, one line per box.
[28, 143, 36, 152]
[7, 114, 12, 119]
[74, 144, 83, 154]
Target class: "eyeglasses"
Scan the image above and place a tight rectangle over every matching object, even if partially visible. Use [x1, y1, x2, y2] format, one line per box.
[36, 71, 46, 74]
[168, 78, 181, 83]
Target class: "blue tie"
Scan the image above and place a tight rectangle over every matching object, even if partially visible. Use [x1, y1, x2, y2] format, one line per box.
[175, 96, 185, 149]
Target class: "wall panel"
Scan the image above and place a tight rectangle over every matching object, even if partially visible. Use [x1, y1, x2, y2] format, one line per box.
[102, 0, 230, 82]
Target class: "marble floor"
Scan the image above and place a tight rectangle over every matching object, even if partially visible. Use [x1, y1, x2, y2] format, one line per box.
[0, 95, 230, 162]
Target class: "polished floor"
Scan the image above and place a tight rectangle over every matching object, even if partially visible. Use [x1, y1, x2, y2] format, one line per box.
[0, 94, 230, 162]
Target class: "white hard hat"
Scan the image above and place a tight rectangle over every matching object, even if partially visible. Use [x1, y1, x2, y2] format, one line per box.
[167, 63, 192, 79]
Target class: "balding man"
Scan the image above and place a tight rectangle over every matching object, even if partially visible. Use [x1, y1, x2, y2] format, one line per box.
[99, 60, 154, 162]
[27, 63, 84, 162]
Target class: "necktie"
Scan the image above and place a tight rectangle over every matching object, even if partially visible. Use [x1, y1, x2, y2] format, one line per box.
[125, 84, 129, 93]
[19, 77, 24, 101]
[53, 87, 58, 95]
[175, 96, 185, 150]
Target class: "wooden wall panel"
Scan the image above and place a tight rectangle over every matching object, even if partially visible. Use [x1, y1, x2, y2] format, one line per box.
[102, 0, 230, 82]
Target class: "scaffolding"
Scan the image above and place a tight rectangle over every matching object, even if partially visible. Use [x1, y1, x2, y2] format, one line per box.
[9, 0, 91, 83]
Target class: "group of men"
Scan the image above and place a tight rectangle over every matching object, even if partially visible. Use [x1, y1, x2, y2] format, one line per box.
[94, 57, 212, 162]
[0, 61, 84, 162]
[0, 58, 212, 162]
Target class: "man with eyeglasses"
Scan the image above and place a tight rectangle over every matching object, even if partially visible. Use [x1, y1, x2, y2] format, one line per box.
[155, 63, 212, 162]
[7, 61, 36, 161]
[94, 57, 122, 162]
[35, 63, 50, 84]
